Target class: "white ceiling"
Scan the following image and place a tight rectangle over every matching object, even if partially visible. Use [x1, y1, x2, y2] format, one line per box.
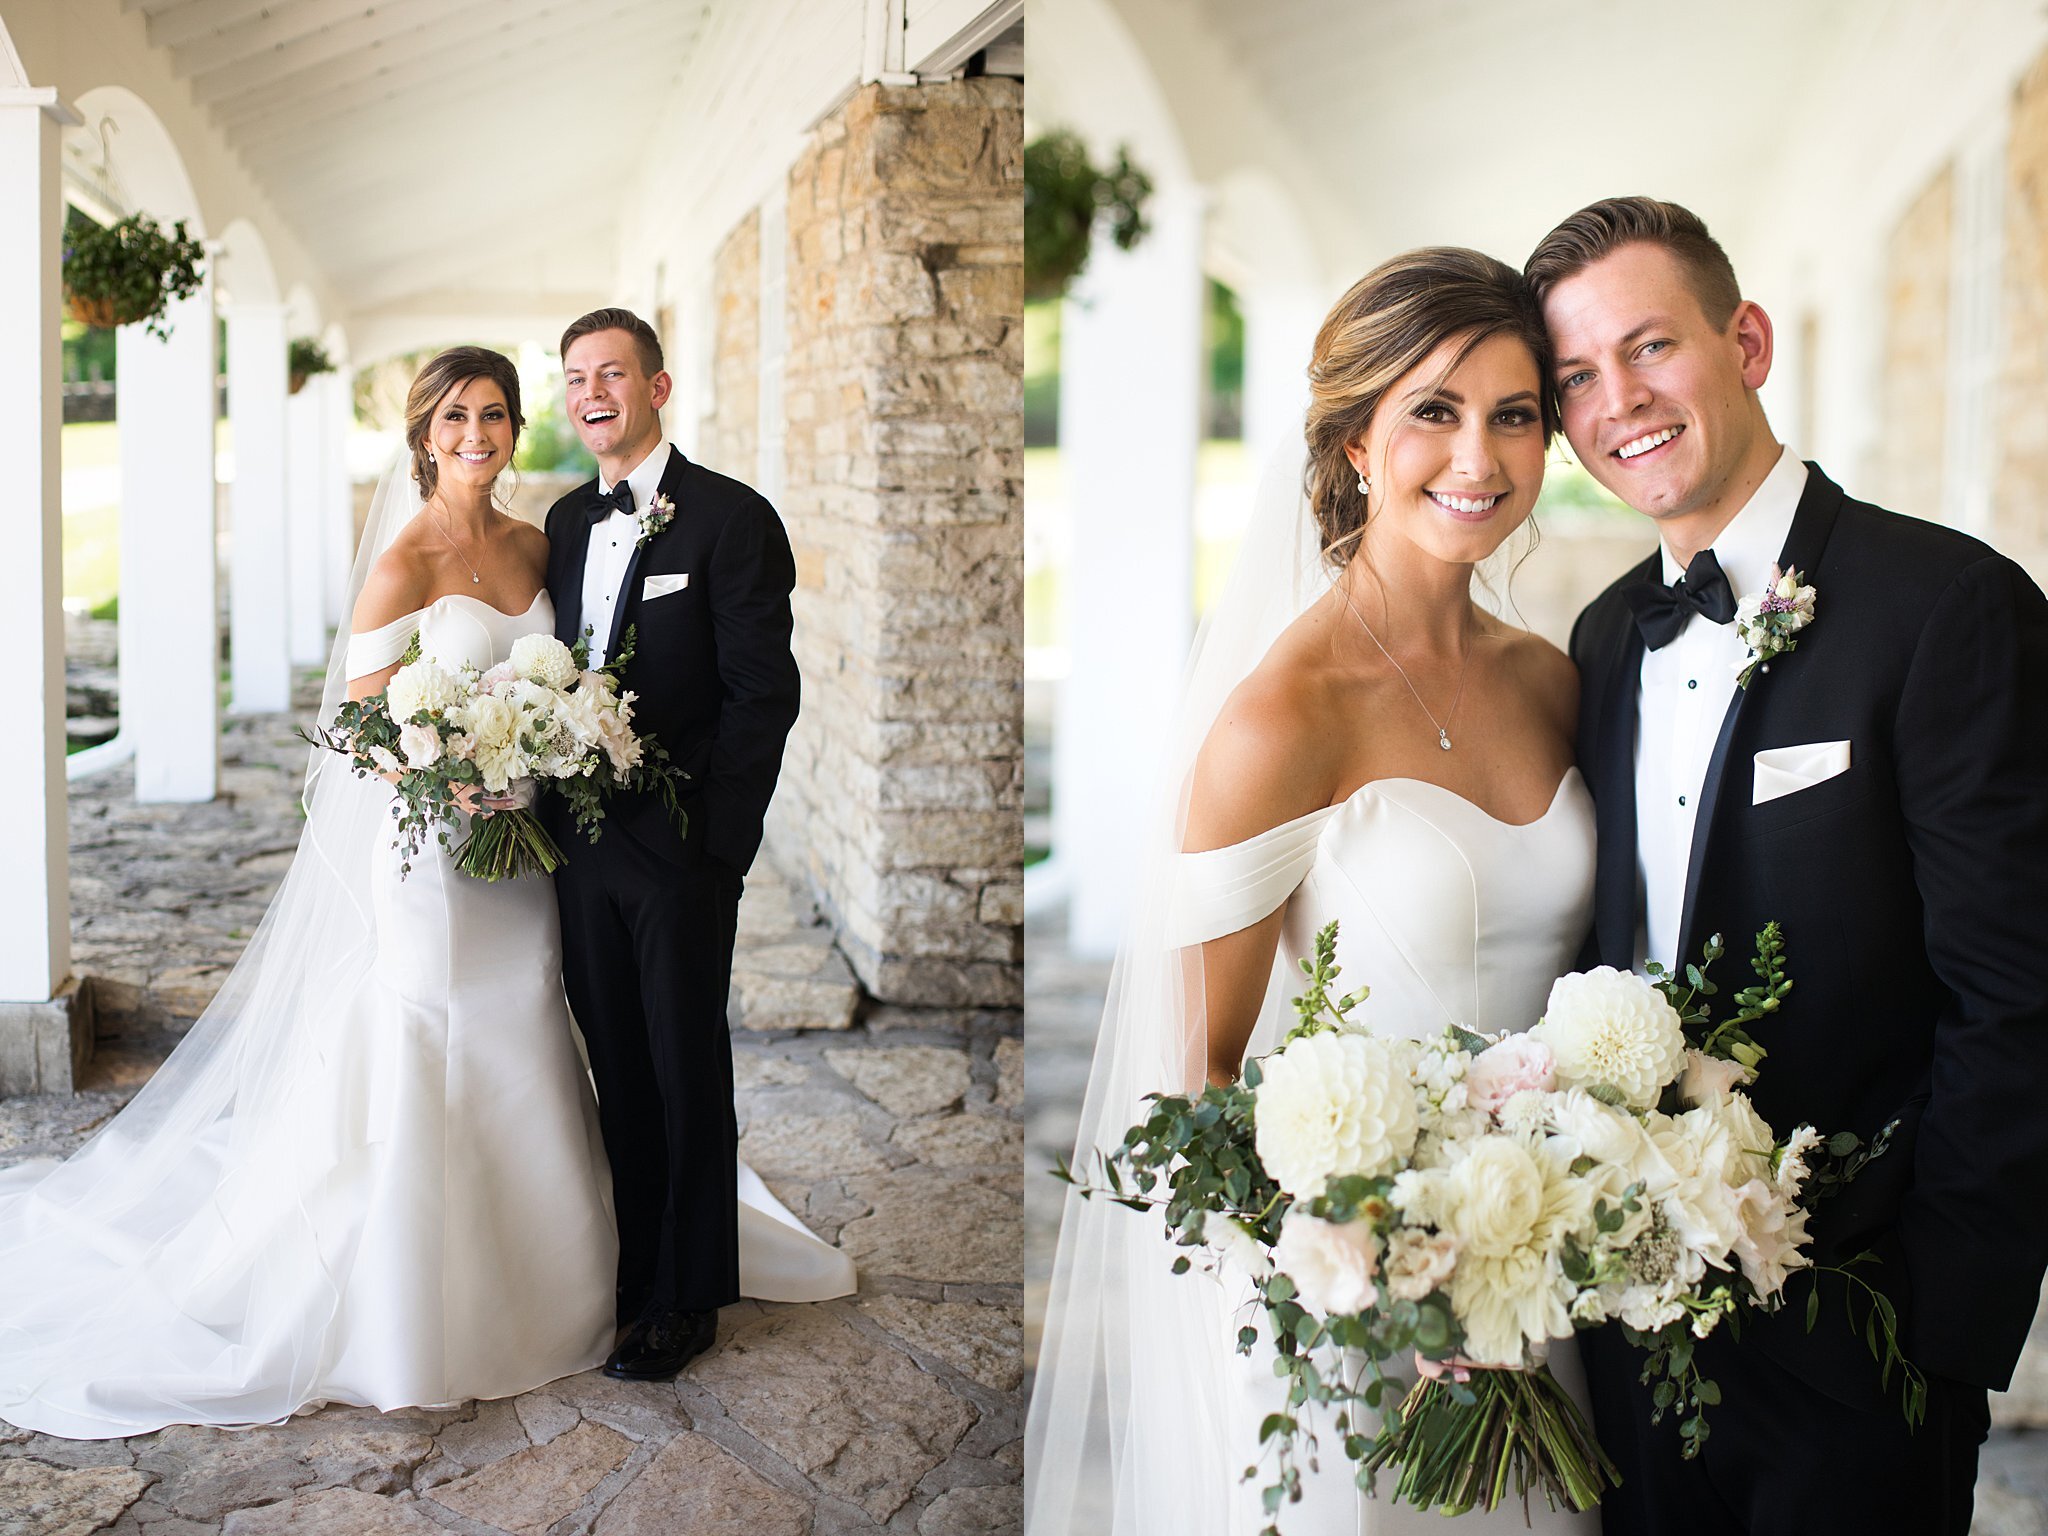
[1179, 0, 1883, 275]
[115, 0, 712, 335]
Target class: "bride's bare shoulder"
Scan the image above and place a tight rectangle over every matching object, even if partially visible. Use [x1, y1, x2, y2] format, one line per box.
[1493, 623, 1579, 735]
[352, 536, 430, 635]
[1184, 605, 1349, 853]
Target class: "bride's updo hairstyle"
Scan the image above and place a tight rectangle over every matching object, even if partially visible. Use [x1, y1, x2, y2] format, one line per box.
[404, 345, 526, 502]
[1304, 247, 1557, 571]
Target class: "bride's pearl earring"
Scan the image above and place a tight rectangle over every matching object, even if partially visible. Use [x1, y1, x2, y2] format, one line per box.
[1356, 471, 1371, 497]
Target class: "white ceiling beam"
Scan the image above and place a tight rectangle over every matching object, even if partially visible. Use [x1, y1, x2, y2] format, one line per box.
[277, 162, 635, 248]
[170, 0, 408, 78]
[187, 0, 529, 106]
[210, 0, 685, 132]
[148, 0, 309, 52]
[224, 4, 677, 154]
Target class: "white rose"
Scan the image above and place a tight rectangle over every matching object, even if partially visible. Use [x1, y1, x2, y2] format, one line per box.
[1678, 1048, 1754, 1106]
[1647, 1109, 1747, 1259]
[398, 720, 442, 770]
[1252, 1031, 1419, 1200]
[385, 658, 463, 723]
[510, 633, 578, 691]
[1383, 1227, 1458, 1302]
[367, 744, 401, 775]
[1547, 1087, 1648, 1170]
[1702, 1092, 1777, 1188]
[1529, 967, 1689, 1111]
[1272, 1211, 1380, 1316]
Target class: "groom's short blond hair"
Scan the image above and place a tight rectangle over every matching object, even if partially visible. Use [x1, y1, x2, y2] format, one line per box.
[560, 307, 664, 377]
[1525, 197, 1742, 330]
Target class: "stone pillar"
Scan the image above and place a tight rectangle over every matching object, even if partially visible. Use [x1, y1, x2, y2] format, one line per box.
[0, 70, 83, 1061]
[1052, 181, 1206, 958]
[772, 78, 1023, 1006]
[286, 381, 327, 664]
[119, 278, 222, 804]
[226, 300, 291, 713]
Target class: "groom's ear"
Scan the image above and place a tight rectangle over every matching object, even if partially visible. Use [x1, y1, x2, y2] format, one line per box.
[1730, 299, 1773, 393]
[649, 369, 673, 411]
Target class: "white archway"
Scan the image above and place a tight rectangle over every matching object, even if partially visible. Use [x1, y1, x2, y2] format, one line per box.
[71, 86, 219, 804]
[283, 282, 328, 666]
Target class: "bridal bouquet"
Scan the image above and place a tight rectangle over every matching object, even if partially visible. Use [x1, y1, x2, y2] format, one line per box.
[1060, 922, 1919, 1529]
[304, 626, 686, 880]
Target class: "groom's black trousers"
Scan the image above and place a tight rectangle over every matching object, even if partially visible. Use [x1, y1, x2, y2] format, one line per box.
[555, 826, 743, 1320]
[1582, 1324, 1990, 1536]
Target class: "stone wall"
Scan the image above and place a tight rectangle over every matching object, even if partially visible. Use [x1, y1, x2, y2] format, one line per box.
[1877, 164, 1951, 524]
[1999, 47, 2048, 565]
[701, 210, 761, 480]
[769, 78, 1023, 1007]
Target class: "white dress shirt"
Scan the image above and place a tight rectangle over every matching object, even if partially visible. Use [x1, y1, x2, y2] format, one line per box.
[579, 438, 671, 668]
[1634, 446, 1806, 970]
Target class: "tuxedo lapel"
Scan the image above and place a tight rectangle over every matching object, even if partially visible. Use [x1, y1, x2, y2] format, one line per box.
[1673, 465, 1847, 961]
[555, 484, 599, 648]
[1593, 585, 1650, 969]
[603, 446, 688, 663]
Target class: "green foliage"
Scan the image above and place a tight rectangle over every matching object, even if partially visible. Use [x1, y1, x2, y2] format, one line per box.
[62, 209, 207, 340]
[288, 337, 335, 382]
[1023, 129, 1153, 303]
[514, 395, 598, 477]
[1800, 1253, 1927, 1427]
[1646, 923, 1788, 1075]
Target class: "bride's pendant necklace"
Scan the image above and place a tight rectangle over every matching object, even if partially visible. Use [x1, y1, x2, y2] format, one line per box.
[431, 505, 484, 585]
[1347, 595, 1473, 751]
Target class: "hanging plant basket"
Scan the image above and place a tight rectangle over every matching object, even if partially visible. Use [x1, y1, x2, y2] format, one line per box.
[61, 212, 207, 342]
[287, 336, 336, 396]
[1024, 130, 1155, 304]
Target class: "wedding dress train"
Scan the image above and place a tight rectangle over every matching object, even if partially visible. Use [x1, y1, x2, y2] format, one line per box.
[1169, 770, 1602, 1534]
[0, 590, 851, 1440]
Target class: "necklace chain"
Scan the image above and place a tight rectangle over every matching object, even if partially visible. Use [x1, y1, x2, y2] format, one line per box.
[1343, 590, 1473, 752]
[430, 506, 484, 585]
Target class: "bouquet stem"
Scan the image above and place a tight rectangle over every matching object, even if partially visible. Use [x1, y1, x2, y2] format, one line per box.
[453, 808, 564, 881]
[1359, 1366, 1618, 1517]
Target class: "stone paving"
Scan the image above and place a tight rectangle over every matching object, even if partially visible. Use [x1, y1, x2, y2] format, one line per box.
[0, 662, 1022, 1536]
[1022, 897, 2048, 1534]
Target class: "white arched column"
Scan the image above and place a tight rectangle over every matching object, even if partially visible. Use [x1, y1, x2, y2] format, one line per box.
[1051, 179, 1207, 957]
[0, 38, 82, 1034]
[225, 299, 290, 711]
[319, 336, 356, 629]
[118, 276, 221, 803]
[285, 375, 328, 665]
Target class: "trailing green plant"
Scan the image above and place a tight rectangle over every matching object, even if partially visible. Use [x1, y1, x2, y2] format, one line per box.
[62, 212, 206, 341]
[288, 337, 336, 393]
[1024, 129, 1153, 303]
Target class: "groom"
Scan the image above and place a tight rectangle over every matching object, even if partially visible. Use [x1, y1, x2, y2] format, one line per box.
[542, 307, 800, 1379]
[1535, 198, 2048, 1534]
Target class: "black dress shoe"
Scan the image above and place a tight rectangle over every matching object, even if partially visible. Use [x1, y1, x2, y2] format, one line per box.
[602, 1307, 718, 1381]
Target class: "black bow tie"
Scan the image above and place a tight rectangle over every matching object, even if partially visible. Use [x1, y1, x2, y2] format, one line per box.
[586, 482, 634, 525]
[1624, 547, 1737, 651]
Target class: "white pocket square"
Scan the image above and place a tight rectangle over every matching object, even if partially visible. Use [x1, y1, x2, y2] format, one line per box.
[642, 572, 689, 600]
[1751, 741, 1851, 805]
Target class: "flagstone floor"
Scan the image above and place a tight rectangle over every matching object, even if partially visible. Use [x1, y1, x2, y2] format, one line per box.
[1023, 898, 2048, 1535]
[0, 674, 1022, 1536]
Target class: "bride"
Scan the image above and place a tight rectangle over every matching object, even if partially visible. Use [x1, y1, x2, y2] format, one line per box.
[1027, 250, 1599, 1534]
[0, 345, 852, 1440]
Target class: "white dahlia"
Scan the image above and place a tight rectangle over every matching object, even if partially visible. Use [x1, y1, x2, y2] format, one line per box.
[1253, 1031, 1418, 1199]
[1439, 1137, 1595, 1364]
[510, 632, 578, 691]
[1530, 967, 1688, 1111]
[385, 658, 464, 723]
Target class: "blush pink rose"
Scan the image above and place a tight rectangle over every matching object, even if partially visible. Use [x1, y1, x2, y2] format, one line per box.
[1465, 1035, 1557, 1117]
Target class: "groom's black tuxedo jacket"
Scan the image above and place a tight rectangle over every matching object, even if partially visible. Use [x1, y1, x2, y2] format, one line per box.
[1571, 462, 2048, 1400]
[543, 446, 800, 876]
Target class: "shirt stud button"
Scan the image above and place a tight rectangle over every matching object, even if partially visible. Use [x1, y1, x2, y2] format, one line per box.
[1678, 795, 1688, 806]
[1687, 679, 1697, 690]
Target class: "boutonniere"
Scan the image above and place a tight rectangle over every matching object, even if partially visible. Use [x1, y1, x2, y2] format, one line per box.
[635, 492, 675, 549]
[1733, 565, 1817, 689]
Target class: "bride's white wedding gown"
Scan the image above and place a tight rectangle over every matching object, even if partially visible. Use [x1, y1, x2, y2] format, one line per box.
[0, 591, 852, 1440]
[1172, 769, 1601, 1535]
